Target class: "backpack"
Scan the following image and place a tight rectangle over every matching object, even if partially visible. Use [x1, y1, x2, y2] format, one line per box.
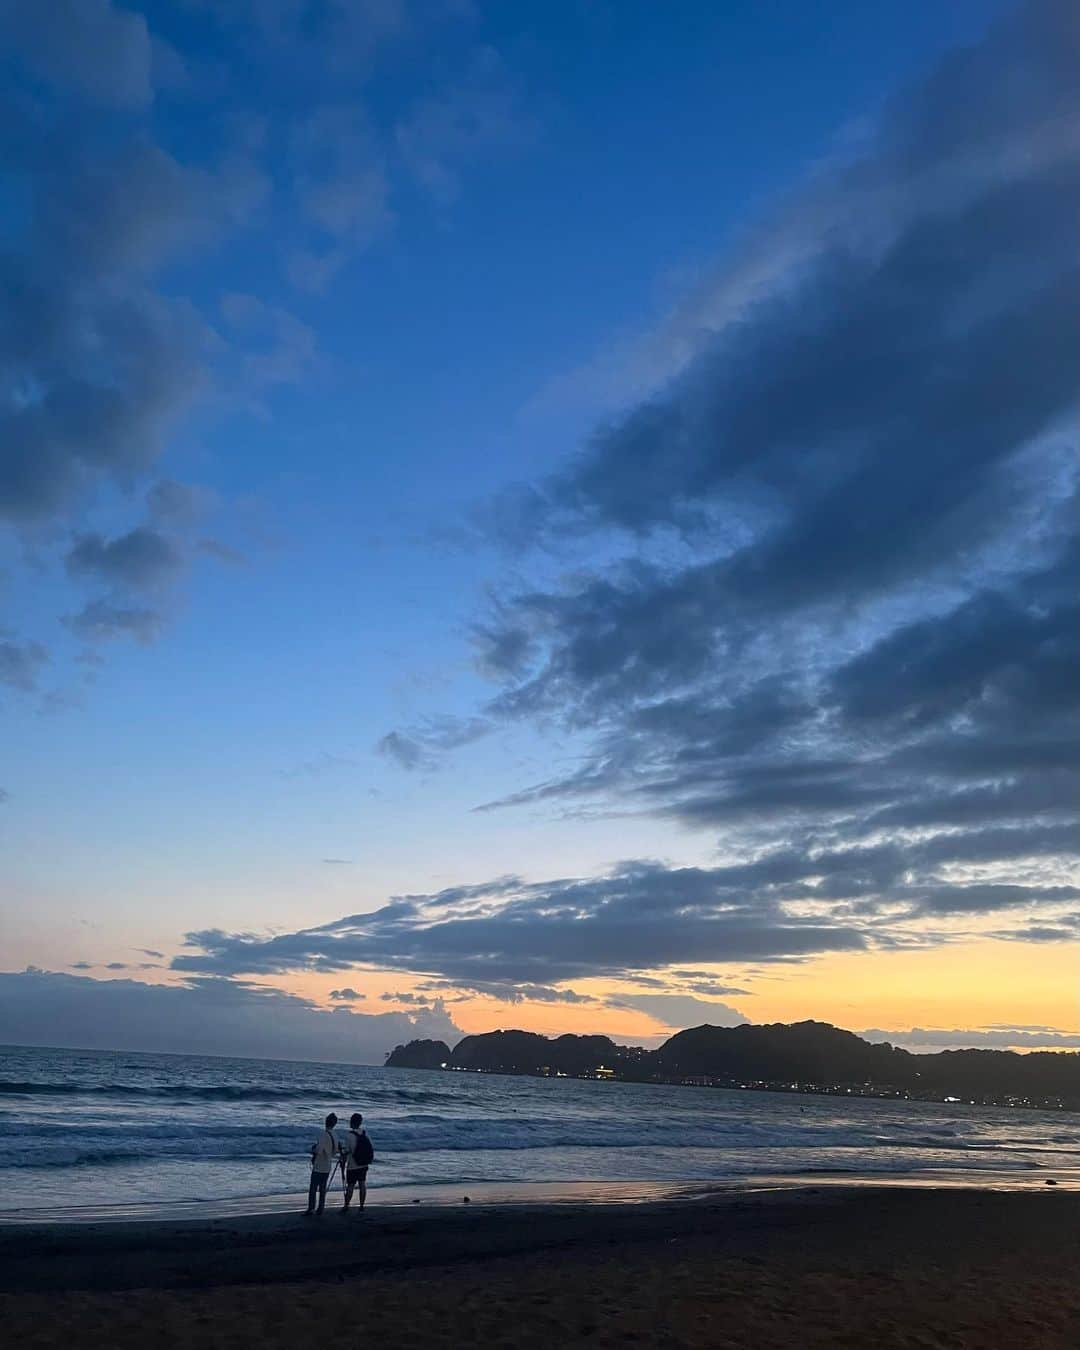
[351, 1130, 374, 1167]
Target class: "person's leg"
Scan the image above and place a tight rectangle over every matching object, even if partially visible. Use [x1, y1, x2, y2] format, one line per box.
[315, 1171, 328, 1214]
[359, 1167, 367, 1210]
[343, 1171, 355, 1209]
[306, 1170, 319, 1214]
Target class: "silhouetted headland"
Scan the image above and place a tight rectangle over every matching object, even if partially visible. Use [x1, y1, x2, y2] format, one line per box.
[387, 1019, 1079, 1110]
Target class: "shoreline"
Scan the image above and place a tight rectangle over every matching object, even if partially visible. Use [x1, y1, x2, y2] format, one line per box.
[1, 1164, 1076, 1229]
[4, 1166, 1074, 1236]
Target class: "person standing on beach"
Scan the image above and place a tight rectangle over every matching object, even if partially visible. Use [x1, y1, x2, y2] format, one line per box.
[342, 1112, 374, 1211]
[305, 1112, 338, 1216]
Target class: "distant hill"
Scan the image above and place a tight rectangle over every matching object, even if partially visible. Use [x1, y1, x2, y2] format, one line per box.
[384, 1039, 452, 1069]
[451, 1030, 634, 1076]
[386, 1019, 1080, 1109]
[655, 1020, 908, 1083]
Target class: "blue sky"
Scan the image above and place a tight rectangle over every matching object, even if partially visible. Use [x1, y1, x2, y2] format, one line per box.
[1, 1, 1077, 1059]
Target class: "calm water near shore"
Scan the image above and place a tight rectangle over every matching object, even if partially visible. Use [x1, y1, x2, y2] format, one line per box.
[2, 1044, 1078, 1214]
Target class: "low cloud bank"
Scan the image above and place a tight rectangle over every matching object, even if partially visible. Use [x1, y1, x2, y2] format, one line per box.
[862, 1025, 1080, 1052]
[0, 969, 461, 1064]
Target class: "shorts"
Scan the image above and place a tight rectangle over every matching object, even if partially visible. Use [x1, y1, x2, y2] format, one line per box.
[346, 1167, 368, 1184]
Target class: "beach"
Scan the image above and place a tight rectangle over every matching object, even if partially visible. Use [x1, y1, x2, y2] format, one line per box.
[4, 1048, 1079, 1344]
[2, 1186, 1078, 1348]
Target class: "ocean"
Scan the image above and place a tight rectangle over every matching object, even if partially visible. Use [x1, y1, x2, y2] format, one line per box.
[2, 1044, 1078, 1216]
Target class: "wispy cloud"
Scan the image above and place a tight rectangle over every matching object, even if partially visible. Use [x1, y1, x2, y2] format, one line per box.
[396, 46, 537, 204]
[377, 715, 492, 771]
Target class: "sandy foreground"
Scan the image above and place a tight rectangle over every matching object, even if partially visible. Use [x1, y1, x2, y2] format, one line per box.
[1, 1187, 1078, 1348]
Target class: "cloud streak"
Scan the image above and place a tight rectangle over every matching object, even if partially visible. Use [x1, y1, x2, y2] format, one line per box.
[377, 716, 492, 771]
[172, 818, 1080, 995]
[173, 861, 871, 986]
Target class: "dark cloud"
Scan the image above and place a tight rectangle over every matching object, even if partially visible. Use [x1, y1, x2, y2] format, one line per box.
[0, 640, 49, 693]
[1004, 923, 1080, 945]
[902, 882, 1080, 918]
[830, 566, 1078, 731]
[139, 949, 165, 959]
[0, 968, 461, 1061]
[479, 984, 595, 1006]
[66, 528, 184, 589]
[171, 811, 1079, 991]
[0, 144, 207, 525]
[328, 987, 364, 1001]
[59, 524, 196, 652]
[172, 861, 873, 987]
[418, 979, 597, 1006]
[529, 1, 1077, 544]
[407, 6, 1080, 978]
[62, 599, 164, 645]
[0, 10, 266, 675]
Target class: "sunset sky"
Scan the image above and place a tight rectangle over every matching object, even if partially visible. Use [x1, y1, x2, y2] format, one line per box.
[1, 0, 1077, 1063]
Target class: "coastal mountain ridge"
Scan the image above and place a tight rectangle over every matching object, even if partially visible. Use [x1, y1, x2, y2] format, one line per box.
[386, 1019, 1079, 1109]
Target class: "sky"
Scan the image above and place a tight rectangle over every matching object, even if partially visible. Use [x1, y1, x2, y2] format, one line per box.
[0, 0, 1077, 1065]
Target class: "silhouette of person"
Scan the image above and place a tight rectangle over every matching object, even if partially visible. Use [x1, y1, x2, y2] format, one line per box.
[306, 1112, 338, 1215]
[343, 1111, 373, 1211]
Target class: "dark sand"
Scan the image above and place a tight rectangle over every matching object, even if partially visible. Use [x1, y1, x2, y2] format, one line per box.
[2, 1187, 1078, 1347]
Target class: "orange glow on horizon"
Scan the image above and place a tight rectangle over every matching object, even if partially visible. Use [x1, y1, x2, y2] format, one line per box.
[268, 937, 1078, 1049]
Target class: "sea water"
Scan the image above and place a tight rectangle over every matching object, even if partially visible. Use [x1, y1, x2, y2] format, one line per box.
[2, 1044, 1078, 1214]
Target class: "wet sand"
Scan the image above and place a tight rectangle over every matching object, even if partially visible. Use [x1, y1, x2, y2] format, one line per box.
[1, 1187, 1077, 1347]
